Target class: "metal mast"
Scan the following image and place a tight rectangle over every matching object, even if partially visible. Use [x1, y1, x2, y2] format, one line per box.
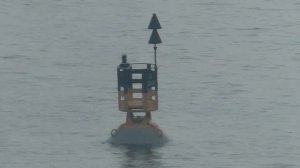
[148, 14, 162, 66]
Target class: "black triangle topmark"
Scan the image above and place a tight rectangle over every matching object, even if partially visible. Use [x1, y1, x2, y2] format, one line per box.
[148, 13, 161, 30]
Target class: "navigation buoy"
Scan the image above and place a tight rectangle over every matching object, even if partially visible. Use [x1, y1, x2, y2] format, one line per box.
[110, 14, 166, 145]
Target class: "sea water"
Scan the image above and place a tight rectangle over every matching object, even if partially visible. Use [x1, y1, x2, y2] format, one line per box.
[0, 0, 300, 167]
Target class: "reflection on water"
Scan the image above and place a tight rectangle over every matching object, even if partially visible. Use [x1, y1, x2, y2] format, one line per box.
[120, 145, 163, 168]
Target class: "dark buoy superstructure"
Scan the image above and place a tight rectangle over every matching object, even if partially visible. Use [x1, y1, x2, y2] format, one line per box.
[110, 14, 166, 145]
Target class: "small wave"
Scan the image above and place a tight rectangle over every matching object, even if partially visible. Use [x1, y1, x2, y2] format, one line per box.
[1, 54, 31, 60]
[54, 62, 86, 67]
[234, 27, 265, 31]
